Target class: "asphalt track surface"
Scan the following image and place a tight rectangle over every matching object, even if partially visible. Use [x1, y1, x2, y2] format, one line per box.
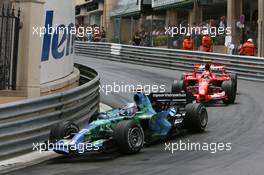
[7, 56, 264, 175]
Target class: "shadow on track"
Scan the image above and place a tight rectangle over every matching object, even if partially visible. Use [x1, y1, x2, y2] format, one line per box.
[44, 152, 122, 164]
[44, 130, 209, 165]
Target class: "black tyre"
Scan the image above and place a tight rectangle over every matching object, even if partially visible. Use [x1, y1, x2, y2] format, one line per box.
[172, 80, 185, 93]
[222, 80, 236, 104]
[184, 103, 208, 132]
[88, 114, 99, 123]
[231, 73, 238, 92]
[113, 120, 144, 154]
[49, 121, 79, 142]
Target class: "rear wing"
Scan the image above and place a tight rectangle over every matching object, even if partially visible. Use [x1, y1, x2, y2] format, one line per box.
[194, 64, 226, 72]
[148, 93, 195, 111]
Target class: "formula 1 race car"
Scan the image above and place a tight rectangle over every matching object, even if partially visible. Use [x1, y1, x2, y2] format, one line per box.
[172, 64, 237, 104]
[46, 92, 208, 155]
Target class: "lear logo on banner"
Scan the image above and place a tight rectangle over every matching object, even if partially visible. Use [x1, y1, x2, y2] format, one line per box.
[41, 11, 74, 62]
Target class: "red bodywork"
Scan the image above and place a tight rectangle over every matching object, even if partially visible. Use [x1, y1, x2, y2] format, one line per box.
[183, 64, 232, 103]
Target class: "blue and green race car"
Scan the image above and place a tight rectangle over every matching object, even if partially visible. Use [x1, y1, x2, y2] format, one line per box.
[46, 92, 208, 155]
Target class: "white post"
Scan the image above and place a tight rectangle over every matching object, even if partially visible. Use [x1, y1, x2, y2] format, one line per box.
[12, 0, 46, 98]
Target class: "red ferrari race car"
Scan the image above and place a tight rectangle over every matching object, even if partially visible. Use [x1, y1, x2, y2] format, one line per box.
[172, 64, 237, 104]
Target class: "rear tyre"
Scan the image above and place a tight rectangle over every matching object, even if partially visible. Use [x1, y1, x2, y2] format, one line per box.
[113, 120, 144, 154]
[172, 80, 185, 93]
[222, 80, 236, 104]
[184, 103, 208, 132]
[49, 121, 79, 143]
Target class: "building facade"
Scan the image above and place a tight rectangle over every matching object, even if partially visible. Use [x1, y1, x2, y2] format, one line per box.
[75, 0, 104, 27]
[75, 0, 118, 39]
[80, 0, 263, 57]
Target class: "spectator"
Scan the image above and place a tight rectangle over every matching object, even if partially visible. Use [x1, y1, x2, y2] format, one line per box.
[202, 30, 213, 52]
[101, 27, 106, 38]
[192, 22, 202, 49]
[158, 27, 165, 35]
[152, 28, 159, 36]
[101, 27, 106, 42]
[141, 31, 151, 47]
[133, 31, 142, 46]
[239, 38, 256, 56]
[219, 16, 226, 29]
[87, 32, 93, 42]
[93, 25, 101, 42]
[209, 19, 216, 28]
[182, 33, 195, 50]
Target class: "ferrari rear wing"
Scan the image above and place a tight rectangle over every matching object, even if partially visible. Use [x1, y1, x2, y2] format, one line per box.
[194, 64, 226, 72]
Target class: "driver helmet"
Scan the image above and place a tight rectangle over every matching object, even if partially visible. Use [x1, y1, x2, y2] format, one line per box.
[205, 63, 211, 71]
[247, 38, 253, 43]
[169, 108, 177, 117]
[120, 103, 138, 116]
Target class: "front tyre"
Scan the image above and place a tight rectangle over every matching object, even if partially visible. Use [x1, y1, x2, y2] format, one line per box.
[49, 121, 79, 143]
[113, 120, 144, 154]
[184, 103, 208, 132]
[222, 80, 236, 104]
[231, 73, 238, 92]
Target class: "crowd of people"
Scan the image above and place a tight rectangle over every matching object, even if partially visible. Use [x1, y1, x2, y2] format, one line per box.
[131, 15, 257, 56]
[180, 30, 256, 56]
[132, 31, 153, 47]
[77, 13, 257, 57]
[182, 30, 213, 53]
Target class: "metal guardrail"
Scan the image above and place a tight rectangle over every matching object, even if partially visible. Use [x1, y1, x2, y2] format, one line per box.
[75, 41, 264, 82]
[0, 64, 100, 161]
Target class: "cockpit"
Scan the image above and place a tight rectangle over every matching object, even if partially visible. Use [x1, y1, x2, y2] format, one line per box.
[98, 93, 157, 120]
[119, 103, 138, 116]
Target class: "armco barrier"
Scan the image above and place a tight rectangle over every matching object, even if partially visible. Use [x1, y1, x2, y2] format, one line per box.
[0, 64, 100, 161]
[75, 41, 264, 82]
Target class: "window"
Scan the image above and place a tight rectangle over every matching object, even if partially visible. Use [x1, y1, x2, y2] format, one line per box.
[87, 3, 99, 12]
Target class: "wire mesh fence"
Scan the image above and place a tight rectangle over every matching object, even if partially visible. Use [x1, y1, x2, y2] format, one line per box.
[0, 5, 20, 90]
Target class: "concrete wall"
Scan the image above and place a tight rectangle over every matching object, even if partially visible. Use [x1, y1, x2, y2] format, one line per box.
[11, 0, 78, 98]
